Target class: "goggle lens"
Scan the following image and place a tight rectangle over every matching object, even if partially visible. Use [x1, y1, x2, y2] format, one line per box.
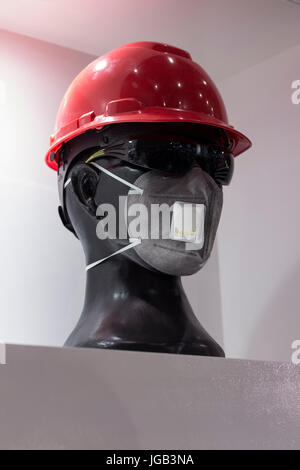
[86, 138, 234, 185]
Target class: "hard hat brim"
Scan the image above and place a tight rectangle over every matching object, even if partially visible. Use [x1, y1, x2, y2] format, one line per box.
[45, 107, 252, 171]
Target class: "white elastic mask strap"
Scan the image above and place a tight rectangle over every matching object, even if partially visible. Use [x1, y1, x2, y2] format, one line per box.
[64, 178, 71, 189]
[63, 163, 143, 194]
[64, 161, 143, 271]
[90, 162, 143, 194]
[86, 238, 141, 272]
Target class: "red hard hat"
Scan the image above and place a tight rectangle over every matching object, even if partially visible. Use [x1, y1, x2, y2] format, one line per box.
[45, 41, 251, 170]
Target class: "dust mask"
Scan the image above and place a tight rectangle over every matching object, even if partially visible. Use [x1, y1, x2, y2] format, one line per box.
[84, 162, 223, 276]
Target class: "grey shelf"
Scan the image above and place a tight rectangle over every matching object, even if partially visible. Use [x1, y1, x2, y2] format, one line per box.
[0, 344, 299, 450]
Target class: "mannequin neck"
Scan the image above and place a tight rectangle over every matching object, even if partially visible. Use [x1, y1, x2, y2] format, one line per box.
[65, 255, 224, 357]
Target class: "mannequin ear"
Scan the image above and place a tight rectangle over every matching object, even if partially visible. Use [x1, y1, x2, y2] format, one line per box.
[70, 164, 99, 216]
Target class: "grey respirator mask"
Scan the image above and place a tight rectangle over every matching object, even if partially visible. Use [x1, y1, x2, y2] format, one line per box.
[125, 167, 223, 276]
[64, 136, 232, 276]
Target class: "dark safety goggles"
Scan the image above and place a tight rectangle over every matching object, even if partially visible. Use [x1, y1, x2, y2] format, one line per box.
[85, 136, 234, 186]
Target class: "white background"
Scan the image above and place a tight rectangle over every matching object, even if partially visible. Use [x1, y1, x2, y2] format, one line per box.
[0, 0, 300, 361]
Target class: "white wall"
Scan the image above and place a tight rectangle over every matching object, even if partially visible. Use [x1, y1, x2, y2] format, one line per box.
[0, 29, 224, 349]
[183, 246, 224, 349]
[0, 29, 96, 346]
[218, 44, 300, 362]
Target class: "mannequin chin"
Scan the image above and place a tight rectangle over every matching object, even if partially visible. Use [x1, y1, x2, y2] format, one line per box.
[62, 152, 225, 357]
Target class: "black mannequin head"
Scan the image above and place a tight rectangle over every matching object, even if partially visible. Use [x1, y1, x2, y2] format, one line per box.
[58, 123, 226, 357]
[60, 122, 229, 268]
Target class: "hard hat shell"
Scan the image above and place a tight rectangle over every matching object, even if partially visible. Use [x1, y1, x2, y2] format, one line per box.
[45, 41, 251, 171]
